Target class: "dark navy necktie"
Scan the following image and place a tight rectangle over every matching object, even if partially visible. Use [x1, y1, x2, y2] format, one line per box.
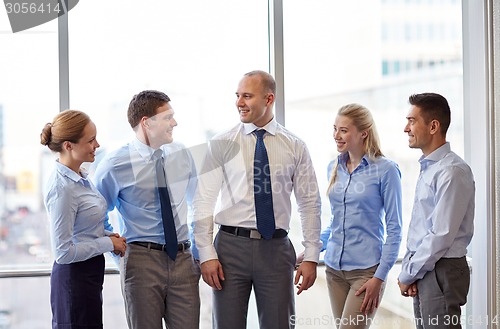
[253, 130, 276, 239]
[154, 150, 178, 260]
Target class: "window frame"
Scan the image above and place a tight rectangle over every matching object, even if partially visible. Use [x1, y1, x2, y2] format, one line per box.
[462, 0, 495, 325]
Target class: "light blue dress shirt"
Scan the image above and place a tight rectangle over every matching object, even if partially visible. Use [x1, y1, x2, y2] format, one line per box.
[93, 138, 198, 258]
[398, 142, 475, 285]
[44, 161, 113, 264]
[320, 153, 403, 281]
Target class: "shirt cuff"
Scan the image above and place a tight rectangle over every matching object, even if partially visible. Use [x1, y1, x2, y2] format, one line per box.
[303, 246, 321, 263]
[198, 245, 218, 263]
[374, 263, 390, 281]
[398, 271, 415, 285]
[100, 236, 114, 253]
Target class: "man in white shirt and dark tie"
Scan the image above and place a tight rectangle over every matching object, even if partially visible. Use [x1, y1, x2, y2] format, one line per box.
[193, 70, 322, 329]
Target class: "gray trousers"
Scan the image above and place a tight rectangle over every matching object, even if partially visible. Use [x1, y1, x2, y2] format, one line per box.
[413, 256, 470, 329]
[213, 230, 296, 329]
[120, 243, 201, 329]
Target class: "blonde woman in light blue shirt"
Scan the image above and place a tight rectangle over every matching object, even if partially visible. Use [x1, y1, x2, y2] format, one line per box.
[320, 103, 402, 329]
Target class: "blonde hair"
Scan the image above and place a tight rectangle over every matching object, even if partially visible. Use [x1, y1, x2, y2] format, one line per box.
[327, 103, 383, 192]
[40, 110, 91, 152]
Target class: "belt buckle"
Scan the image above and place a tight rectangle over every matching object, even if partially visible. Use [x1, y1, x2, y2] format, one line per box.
[179, 241, 190, 251]
[250, 230, 262, 239]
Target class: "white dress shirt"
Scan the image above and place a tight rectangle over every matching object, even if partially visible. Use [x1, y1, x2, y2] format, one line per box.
[193, 118, 322, 263]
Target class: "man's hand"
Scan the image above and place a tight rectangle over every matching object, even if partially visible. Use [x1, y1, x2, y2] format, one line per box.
[398, 279, 417, 297]
[294, 261, 317, 295]
[201, 259, 225, 290]
[355, 277, 383, 315]
[110, 235, 127, 257]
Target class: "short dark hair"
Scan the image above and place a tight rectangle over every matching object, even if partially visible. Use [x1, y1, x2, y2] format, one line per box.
[408, 93, 451, 135]
[127, 90, 171, 129]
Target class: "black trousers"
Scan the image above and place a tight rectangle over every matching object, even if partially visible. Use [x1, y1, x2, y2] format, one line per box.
[50, 254, 105, 329]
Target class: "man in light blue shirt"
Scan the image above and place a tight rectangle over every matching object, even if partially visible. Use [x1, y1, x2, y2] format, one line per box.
[93, 90, 200, 329]
[398, 93, 475, 329]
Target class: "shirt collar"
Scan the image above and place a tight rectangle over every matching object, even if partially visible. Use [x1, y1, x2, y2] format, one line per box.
[338, 152, 372, 167]
[131, 137, 160, 162]
[55, 160, 88, 183]
[242, 117, 277, 136]
[419, 142, 451, 164]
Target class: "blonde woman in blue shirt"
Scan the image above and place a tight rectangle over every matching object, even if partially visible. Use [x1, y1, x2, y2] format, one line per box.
[320, 104, 402, 328]
[41, 110, 127, 329]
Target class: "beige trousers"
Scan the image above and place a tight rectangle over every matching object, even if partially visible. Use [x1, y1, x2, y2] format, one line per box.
[325, 265, 385, 329]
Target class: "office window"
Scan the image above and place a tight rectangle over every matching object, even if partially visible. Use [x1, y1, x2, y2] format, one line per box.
[1, 0, 269, 327]
[283, 0, 463, 327]
[0, 1, 488, 328]
[68, 1, 269, 328]
[0, 13, 58, 328]
[68, 0, 269, 151]
[382, 60, 390, 76]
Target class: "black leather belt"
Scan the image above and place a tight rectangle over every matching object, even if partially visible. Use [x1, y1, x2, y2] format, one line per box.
[130, 241, 191, 251]
[220, 225, 288, 239]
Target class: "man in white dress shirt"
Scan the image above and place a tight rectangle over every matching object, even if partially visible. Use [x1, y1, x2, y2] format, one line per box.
[193, 70, 322, 329]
